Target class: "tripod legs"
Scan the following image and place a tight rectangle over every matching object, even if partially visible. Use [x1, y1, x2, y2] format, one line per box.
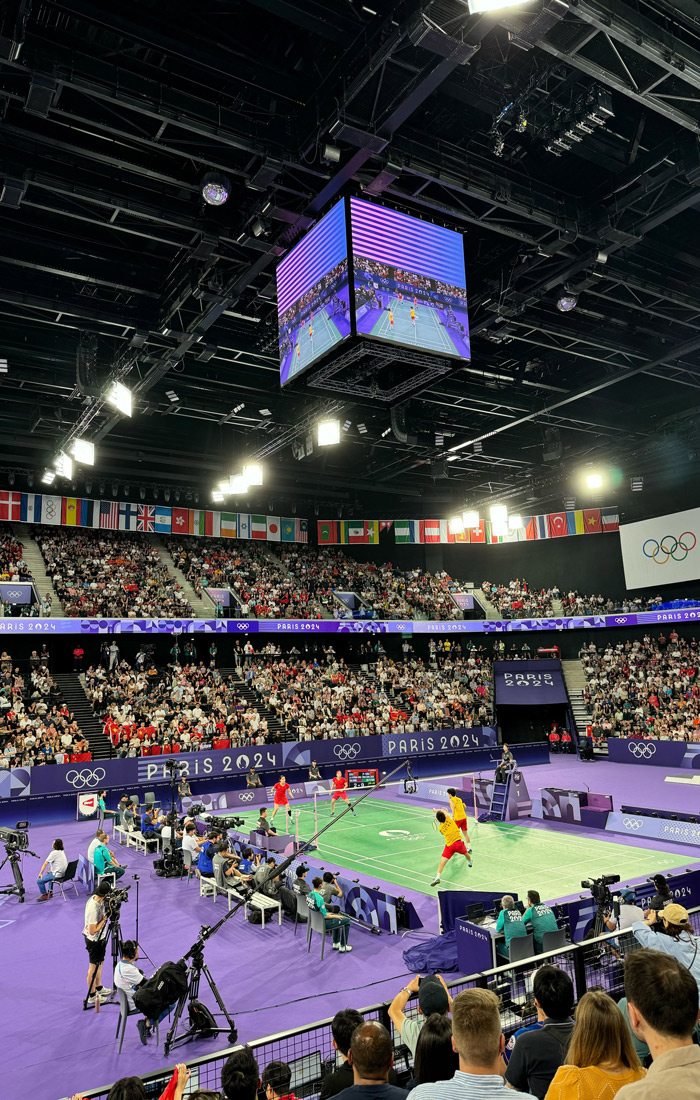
[164, 957, 237, 1055]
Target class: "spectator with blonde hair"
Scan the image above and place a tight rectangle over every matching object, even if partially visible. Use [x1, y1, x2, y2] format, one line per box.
[545, 991, 645, 1100]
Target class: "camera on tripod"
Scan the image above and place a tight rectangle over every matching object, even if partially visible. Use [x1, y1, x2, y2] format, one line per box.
[104, 884, 131, 915]
[0, 822, 30, 851]
[581, 873, 620, 907]
[165, 759, 186, 773]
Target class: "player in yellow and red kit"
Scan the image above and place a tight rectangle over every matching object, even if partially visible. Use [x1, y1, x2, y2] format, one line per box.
[430, 810, 472, 886]
[447, 787, 473, 855]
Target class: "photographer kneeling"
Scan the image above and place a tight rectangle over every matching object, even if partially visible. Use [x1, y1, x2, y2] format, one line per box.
[114, 940, 175, 1045]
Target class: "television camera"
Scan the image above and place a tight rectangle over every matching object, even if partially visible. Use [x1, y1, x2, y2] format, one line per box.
[0, 821, 35, 902]
[0, 823, 30, 850]
[581, 873, 621, 941]
[201, 813, 245, 831]
[103, 884, 131, 916]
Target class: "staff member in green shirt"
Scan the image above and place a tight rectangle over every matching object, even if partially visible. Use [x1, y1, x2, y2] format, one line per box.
[522, 890, 559, 953]
[495, 894, 528, 959]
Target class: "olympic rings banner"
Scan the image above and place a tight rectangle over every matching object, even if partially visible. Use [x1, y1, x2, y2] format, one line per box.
[619, 507, 700, 590]
[607, 737, 700, 770]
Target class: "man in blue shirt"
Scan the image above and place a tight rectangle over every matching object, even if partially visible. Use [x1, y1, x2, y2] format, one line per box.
[140, 807, 160, 838]
[522, 891, 559, 953]
[495, 895, 528, 960]
[196, 829, 222, 879]
[407, 988, 537, 1100]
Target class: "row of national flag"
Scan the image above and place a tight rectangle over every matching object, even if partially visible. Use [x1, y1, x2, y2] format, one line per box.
[0, 491, 308, 543]
[317, 508, 619, 545]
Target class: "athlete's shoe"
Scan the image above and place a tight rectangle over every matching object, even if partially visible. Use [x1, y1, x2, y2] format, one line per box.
[339, 944, 353, 952]
[332, 942, 341, 950]
[430, 877, 441, 887]
[468, 860, 473, 868]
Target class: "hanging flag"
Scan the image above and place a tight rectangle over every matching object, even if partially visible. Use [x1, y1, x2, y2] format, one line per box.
[40, 495, 61, 525]
[267, 516, 281, 542]
[366, 520, 380, 545]
[394, 520, 420, 544]
[119, 502, 138, 531]
[62, 497, 78, 526]
[379, 520, 393, 533]
[317, 520, 339, 544]
[99, 501, 119, 530]
[536, 515, 549, 540]
[137, 505, 156, 533]
[583, 508, 602, 534]
[79, 499, 95, 527]
[523, 516, 538, 541]
[281, 517, 296, 543]
[154, 506, 172, 534]
[20, 493, 42, 524]
[420, 519, 441, 544]
[220, 512, 237, 539]
[297, 518, 309, 544]
[0, 490, 22, 522]
[470, 520, 486, 543]
[238, 514, 251, 540]
[193, 509, 218, 538]
[251, 515, 267, 540]
[342, 520, 369, 544]
[171, 507, 192, 535]
[446, 522, 467, 544]
[601, 510, 620, 532]
[547, 512, 568, 538]
[573, 510, 586, 535]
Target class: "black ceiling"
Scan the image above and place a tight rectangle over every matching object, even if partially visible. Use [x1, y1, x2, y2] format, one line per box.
[1, 0, 700, 520]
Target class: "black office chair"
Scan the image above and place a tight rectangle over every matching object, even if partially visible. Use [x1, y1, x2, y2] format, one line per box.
[509, 933, 535, 963]
[541, 929, 567, 952]
[53, 859, 80, 900]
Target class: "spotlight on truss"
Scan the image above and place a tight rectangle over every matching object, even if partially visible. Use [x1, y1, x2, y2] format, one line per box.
[201, 172, 231, 206]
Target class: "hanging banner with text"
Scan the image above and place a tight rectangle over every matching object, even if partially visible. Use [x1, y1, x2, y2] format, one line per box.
[494, 659, 569, 705]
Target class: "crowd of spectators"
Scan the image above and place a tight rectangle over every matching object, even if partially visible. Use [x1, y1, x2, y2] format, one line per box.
[36, 527, 193, 618]
[84, 651, 271, 755]
[0, 648, 89, 767]
[249, 650, 492, 740]
[561, 591, 665, 616]
[0, 531, 30, 581]
[482, 579, 557, 618]
[579, 631, 700, 741]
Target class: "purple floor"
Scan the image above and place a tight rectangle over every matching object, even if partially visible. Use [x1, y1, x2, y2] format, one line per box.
[4, 757, 700, 1100]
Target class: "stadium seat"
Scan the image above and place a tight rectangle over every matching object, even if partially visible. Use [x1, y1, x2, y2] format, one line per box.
[508, 933, 535, 963]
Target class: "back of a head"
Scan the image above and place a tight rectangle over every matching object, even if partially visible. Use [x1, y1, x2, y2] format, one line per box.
[221, 1046, 260, 1100]
[121, 939, 138, 961]
[625, 949, 699, 1039]
[653, 873, 670, 896]
[261, 1061, 292, 1097]
[413, 1013, 459, 1086]
[350, 1021, 393, 1081]
[331, 1008, 364, 1056]
[527, 890, 541, 906]
[451, 988, 502, 1068]
[567, 991, 640, 1070]
[501, 895, 515, 910]
[446, 787, 456, 797]
[533, 965, 574, 1020]
[107, 1078, 147, 1100]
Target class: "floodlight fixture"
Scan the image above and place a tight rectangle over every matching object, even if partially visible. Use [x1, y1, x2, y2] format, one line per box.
[556, 290, 578, 312]
[217, 479, 231, 494]
[584, 470, 604, 490]
[242, 462, 263, 487]
[229, 475, 248, 495]
[465, 0, 534, 11]
[106, 380, 133, 417]
[212, 490, 225, 504]
[463, 510, 480, 528]
[321, 143, 341, 164]
[41, 469, 56, 485]
[490, 504, 508, 524]
[317, 418, 340, 447]
[70, 438, 95, 465]
[201, 172, 231, 206]
[508, 514, 523, 529]
[54, 452, 73, 479]
[449, 515, 465, 535]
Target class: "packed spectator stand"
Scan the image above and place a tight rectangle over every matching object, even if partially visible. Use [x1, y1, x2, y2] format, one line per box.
[0, 648, 89, 767]
[579, 633, 700, 743]
[36, 527, 193, 618]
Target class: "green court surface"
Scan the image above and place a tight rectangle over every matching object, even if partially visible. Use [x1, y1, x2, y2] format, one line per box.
[226, 797, 691, 899]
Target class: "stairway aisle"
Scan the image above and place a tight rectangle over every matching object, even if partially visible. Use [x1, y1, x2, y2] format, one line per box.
[53, 672, 112, 759]
[261, 545, 332, 618]
[551, 597, 565, 615]
[153, 539, 211, 617]
[562, 657, 590, 735]
[472, 588, 501, 620]
[223, 666, 290, 742]
[14, 524, 65, 614]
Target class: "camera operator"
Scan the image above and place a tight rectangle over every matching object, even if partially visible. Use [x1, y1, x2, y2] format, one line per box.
[320, 871, 343, 913]
[113, 940, 177, 1046]
[197, 828, 223, 879]
[604, 889, 644, 933]
[214, 839, 253, 885]
[82, 880, 113, 1004]
[645, 874, 673, 930]
[632, 903, 700, 991]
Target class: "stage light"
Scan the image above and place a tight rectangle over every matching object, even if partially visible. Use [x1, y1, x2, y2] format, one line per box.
[584, 470, 604, 490]
[321, 143, 341, 164]
[463, 510, 480, 528]
[106, 380, 133, 417]
[41, 469, 55, 485]
[201, 172, 231, 206]
[490, 504, 508, 524]
[508, 514, 523, 529]
[242, 462, 263, 487]
[449, 515, 465, 535]
[70, 438, 95, 465]
[556, 290, 578, 312]
[217, 479, 231, 494]
[317, 419, 340, 447]
[212, 490, 225, 503]
[251, 217, 267, 238]
[466, 0, 533, 14]
[54, 452, 73, 479]
[229, 475, 248, 495]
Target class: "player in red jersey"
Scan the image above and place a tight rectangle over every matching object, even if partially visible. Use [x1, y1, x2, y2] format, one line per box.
[271, 774, 293, 828]
[330, 770, 355, 816]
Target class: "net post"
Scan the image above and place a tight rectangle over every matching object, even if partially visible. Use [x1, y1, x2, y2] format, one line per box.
[313, 790, 318, 833]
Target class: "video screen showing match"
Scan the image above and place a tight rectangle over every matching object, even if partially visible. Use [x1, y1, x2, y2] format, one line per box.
[277, 198, 351, 386]
[350, 197, 470, 360]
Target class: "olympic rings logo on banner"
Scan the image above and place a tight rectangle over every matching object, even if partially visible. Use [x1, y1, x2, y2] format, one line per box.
[628, 742, 656, 759]
[239, 792, 255, 802]
[623, 817, 644, 830]
[334, 743, 361, 761]
[65, 767, 106, 789]
[642, 531, 696, 565]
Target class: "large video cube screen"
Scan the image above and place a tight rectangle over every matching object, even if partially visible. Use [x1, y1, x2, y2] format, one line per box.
[350, 197, 470, 359]
[277, 198, 351, 385]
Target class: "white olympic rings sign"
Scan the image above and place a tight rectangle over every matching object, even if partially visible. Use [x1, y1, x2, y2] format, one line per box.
[628, 742, 656, 759]
[333, 743, 362, 761]
[623, 817, 644, 830]
[239, 792, 255, 802]
[65, 767, 106, 789]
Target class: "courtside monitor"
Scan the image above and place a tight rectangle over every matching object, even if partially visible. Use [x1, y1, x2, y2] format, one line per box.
[350, 197, 470, 360]
[277, 198, 351, 386]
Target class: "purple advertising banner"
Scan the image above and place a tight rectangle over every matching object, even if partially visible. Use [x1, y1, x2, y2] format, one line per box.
[204, 588, 231, 608]
[607, 737, 700, 769]
[494, 659, 569, 705]
[0, 604, 699, 635]
[451, 592, 475, 611]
